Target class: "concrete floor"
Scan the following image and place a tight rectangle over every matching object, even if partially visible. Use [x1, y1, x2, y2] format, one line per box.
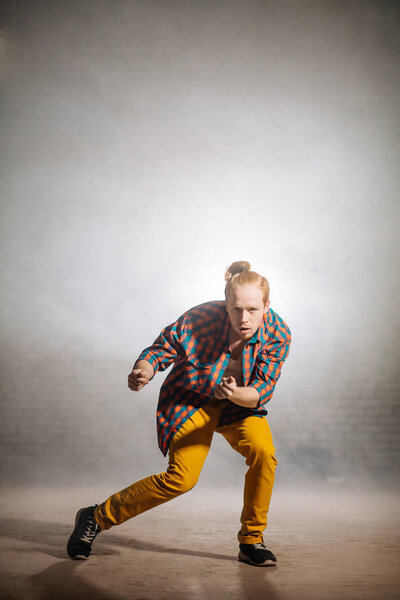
[0, 484, 399, 600]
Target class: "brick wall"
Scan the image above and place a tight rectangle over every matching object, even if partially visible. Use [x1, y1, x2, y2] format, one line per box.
[1, 337, 398, 488]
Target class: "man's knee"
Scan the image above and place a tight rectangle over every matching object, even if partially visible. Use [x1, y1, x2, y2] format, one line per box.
[246, 442, 277, 468]
[162, 467, 199, 495]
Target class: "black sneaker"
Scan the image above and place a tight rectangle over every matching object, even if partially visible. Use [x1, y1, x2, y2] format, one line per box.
[67, 505, 101, 560]
[238, 542, 277, 566]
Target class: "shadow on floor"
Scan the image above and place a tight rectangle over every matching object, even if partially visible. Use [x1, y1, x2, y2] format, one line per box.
[0, 517, 281, 600]
[30, 561, 120, 600]
[0, 516, 233, 562]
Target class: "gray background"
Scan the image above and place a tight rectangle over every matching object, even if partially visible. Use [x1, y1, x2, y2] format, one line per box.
[1, 0, 399, 490]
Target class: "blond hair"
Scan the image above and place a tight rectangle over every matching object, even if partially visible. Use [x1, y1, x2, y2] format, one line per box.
[224, 261, 270, 304]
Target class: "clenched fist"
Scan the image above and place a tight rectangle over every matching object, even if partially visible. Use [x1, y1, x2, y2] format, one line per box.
[128, 369, 151, 391]
[214, 376, 237, 399]
[128, 359, 154, 391]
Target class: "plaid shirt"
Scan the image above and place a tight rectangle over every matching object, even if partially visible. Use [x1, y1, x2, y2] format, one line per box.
[137, 301, 291, 455]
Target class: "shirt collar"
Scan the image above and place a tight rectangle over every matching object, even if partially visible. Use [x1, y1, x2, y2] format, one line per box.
[251, 309, 271, 345]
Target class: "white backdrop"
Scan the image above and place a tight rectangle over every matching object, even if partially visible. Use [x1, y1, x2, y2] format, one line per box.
[1, 0, 399, 487]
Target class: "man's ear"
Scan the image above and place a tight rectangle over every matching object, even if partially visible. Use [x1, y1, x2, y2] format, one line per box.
[264, 299, 270, 312]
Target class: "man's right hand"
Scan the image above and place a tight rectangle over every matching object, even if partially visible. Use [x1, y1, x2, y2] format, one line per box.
[128, 369, 151, 391]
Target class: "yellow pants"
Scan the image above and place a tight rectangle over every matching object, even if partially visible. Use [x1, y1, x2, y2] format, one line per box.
[94, 399, 277, 544]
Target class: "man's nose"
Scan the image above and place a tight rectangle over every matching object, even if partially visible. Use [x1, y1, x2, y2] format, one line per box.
[241, 311, 249, 323]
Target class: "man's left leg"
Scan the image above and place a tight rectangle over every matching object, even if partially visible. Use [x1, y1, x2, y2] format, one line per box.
[217, 416, 278, 566]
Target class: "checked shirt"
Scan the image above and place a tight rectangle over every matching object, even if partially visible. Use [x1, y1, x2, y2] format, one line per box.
[137, 301, 291, 455]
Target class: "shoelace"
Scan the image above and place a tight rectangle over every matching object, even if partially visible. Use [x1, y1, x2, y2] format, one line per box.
[81, 517, 100, 544]
[253, 543, 267, 550]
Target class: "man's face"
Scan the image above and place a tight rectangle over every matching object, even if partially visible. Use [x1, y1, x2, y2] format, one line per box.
[226, 285, 269, 341]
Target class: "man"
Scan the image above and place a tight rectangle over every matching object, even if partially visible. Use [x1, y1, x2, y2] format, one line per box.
[67, 261, 291, 566]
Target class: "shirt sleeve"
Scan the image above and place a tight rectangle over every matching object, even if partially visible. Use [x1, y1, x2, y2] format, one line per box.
[136, 314, 187, 374]
[248, 331, 291, 408]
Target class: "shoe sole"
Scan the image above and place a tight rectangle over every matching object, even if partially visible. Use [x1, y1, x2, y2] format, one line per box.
[238, 551, 277, 567]
[67, 508, 91, 560]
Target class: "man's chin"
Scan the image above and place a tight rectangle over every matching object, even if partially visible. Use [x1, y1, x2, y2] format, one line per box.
[239, 329, 253, 339]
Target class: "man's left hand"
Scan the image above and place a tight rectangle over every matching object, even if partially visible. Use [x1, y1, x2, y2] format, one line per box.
[214, 376, 237, 399]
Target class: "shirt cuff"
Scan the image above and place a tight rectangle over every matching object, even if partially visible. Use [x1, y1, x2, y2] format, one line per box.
[137, 349, 160, 374]
[248, 380, 269, 408]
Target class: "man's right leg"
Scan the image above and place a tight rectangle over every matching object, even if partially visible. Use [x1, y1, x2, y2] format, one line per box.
[67, 402, 220, 558]
[95, 406, 217, 529]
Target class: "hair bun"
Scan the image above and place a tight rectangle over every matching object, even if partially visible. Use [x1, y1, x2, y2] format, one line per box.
[224, 261, 251, 281]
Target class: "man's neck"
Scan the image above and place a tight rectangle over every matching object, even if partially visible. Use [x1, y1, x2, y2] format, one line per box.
[228, 330, 247, 359]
